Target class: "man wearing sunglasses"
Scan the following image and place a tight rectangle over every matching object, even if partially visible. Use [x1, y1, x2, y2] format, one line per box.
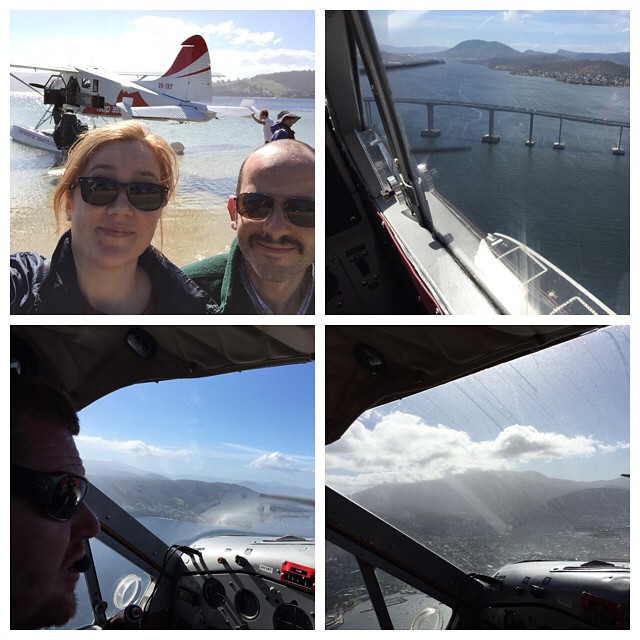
[183, 139, 315, 314]
[11, 378, 100, 629]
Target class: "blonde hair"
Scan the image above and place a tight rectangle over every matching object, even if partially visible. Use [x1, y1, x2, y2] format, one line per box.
[52, 121, 178, 232]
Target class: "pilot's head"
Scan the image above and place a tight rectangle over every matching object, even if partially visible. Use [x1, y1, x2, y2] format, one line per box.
[10, 378, 100, 630]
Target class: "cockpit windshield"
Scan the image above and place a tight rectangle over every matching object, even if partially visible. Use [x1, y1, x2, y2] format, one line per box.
[67, 366, 315, 628]
[325, 325, 629, 629]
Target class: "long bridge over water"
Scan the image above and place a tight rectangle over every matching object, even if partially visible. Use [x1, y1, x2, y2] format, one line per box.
[365, 97, 630, 155]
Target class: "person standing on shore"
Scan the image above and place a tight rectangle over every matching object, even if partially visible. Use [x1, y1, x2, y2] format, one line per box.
[269, 110, 301, 141]
[252, 109, 274, 144]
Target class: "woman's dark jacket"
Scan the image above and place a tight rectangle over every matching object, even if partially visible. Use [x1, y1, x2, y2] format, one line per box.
[10, 231, 219, 314]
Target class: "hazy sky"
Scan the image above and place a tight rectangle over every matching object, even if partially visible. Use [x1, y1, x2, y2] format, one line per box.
[9, 8, 314, 80]
[326, 326, 630, 494]
[370, 10, 630, 54]
[77, 361, 315, 490]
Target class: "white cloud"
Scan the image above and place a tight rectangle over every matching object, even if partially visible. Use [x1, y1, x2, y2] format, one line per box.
[12, 15, 312, 84]
[490, 424, 598, 460]
[211, 47, 314, 79]
[207, 21, 280, 48]
[249, 451, 299, 471]
[77, 434, 189, 458]
[326, 411, 627, 493]
[501, 11, 530, 25]
[389, 11, 431, 31]
[598, 442, 630, 454]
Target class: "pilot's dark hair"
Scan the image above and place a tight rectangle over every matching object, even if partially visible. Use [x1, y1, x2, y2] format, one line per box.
[235, 139, 315, 198]
[11, 378, 80, 462]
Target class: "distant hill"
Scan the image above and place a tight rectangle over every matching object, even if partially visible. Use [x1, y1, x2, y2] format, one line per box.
[380, 41, 629, 65]
[555, 49, 630, 65]
[381, 44, 447, 55]
[487, 55, 629, 78]
[92, 472, 314, 531]
[440, 39, 523, 60]
[438, 39, 629, 67]
[353, 469, 629, 534]
[211, 69, 314, 99]
[434, 40, 629, 87]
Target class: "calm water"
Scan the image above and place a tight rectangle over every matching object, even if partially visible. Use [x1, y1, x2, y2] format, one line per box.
[368, 62, 630, 313]
[10, 93, 315, 268]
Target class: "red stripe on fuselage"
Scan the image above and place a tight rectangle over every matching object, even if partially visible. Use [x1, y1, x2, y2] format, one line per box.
[115, 91, 149, 106]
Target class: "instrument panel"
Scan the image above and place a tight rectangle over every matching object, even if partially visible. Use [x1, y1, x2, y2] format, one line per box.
[170, 535, 315, 630]
[480, 560, 630, 630]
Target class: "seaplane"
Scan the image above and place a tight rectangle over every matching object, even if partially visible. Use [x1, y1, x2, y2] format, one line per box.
[11, 325, 315, 630]
[10, 34, 254, 153]
[325, 11, 625, 315]
[325, 325, 630, 630]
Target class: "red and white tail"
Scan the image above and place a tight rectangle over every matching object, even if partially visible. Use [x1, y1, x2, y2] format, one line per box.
[139, 35, 213, 104]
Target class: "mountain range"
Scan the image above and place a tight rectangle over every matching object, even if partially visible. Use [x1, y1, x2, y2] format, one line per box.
[85, 459, 314, 533]
[352, 469, 629, 536]
[381, 40, 629, 66]
[380, 40, 629, 86]
[92, 471, 314, 531]
[211, 69, 314, 98]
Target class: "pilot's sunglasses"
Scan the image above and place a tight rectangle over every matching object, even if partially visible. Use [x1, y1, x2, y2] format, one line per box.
[11, 464, 89, 522]
[76, 176, 168, 211]
[235, 192, 315, 228]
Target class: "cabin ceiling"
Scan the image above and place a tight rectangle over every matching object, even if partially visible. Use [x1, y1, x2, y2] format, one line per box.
[325, 325, 599, 445]
[11, 325, 314, 410]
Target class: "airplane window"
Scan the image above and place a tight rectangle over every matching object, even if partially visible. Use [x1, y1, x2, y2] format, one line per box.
[376, 568, 452, 630]
[326, 540, 452, 629]
[66, 364, 314, 629]
[359, 11, 629, 313]
[325, 326, 629, 629]
[66, 539, 152, 629]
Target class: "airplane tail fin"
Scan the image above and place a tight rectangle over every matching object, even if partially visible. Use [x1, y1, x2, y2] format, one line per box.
[139, 35, 213, 104]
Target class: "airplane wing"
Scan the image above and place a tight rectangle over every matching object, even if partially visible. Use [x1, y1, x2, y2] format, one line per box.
[11, 63, 78, 73]
[211, 104, 254, 118]
[211, 99, 255, 118]
[116, 101, 217, 122]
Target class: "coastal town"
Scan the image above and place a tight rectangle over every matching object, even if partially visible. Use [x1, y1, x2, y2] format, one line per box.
[507, 67, 629, 87]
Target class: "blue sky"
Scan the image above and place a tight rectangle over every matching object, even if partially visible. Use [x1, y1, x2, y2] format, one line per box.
[370, 10, 630, 54]
[326, 326, 630, 494]
[76, 361, 315, 491]
[9, 9, 314, 80]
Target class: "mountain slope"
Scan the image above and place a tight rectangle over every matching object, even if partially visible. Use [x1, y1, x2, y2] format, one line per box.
[92, 474, 314, 530]
[211, 69, 314, 98]
[353, 470, 628, 532]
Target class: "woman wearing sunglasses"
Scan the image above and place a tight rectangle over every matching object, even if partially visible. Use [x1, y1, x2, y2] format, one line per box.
[10, 121, 218, 314]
